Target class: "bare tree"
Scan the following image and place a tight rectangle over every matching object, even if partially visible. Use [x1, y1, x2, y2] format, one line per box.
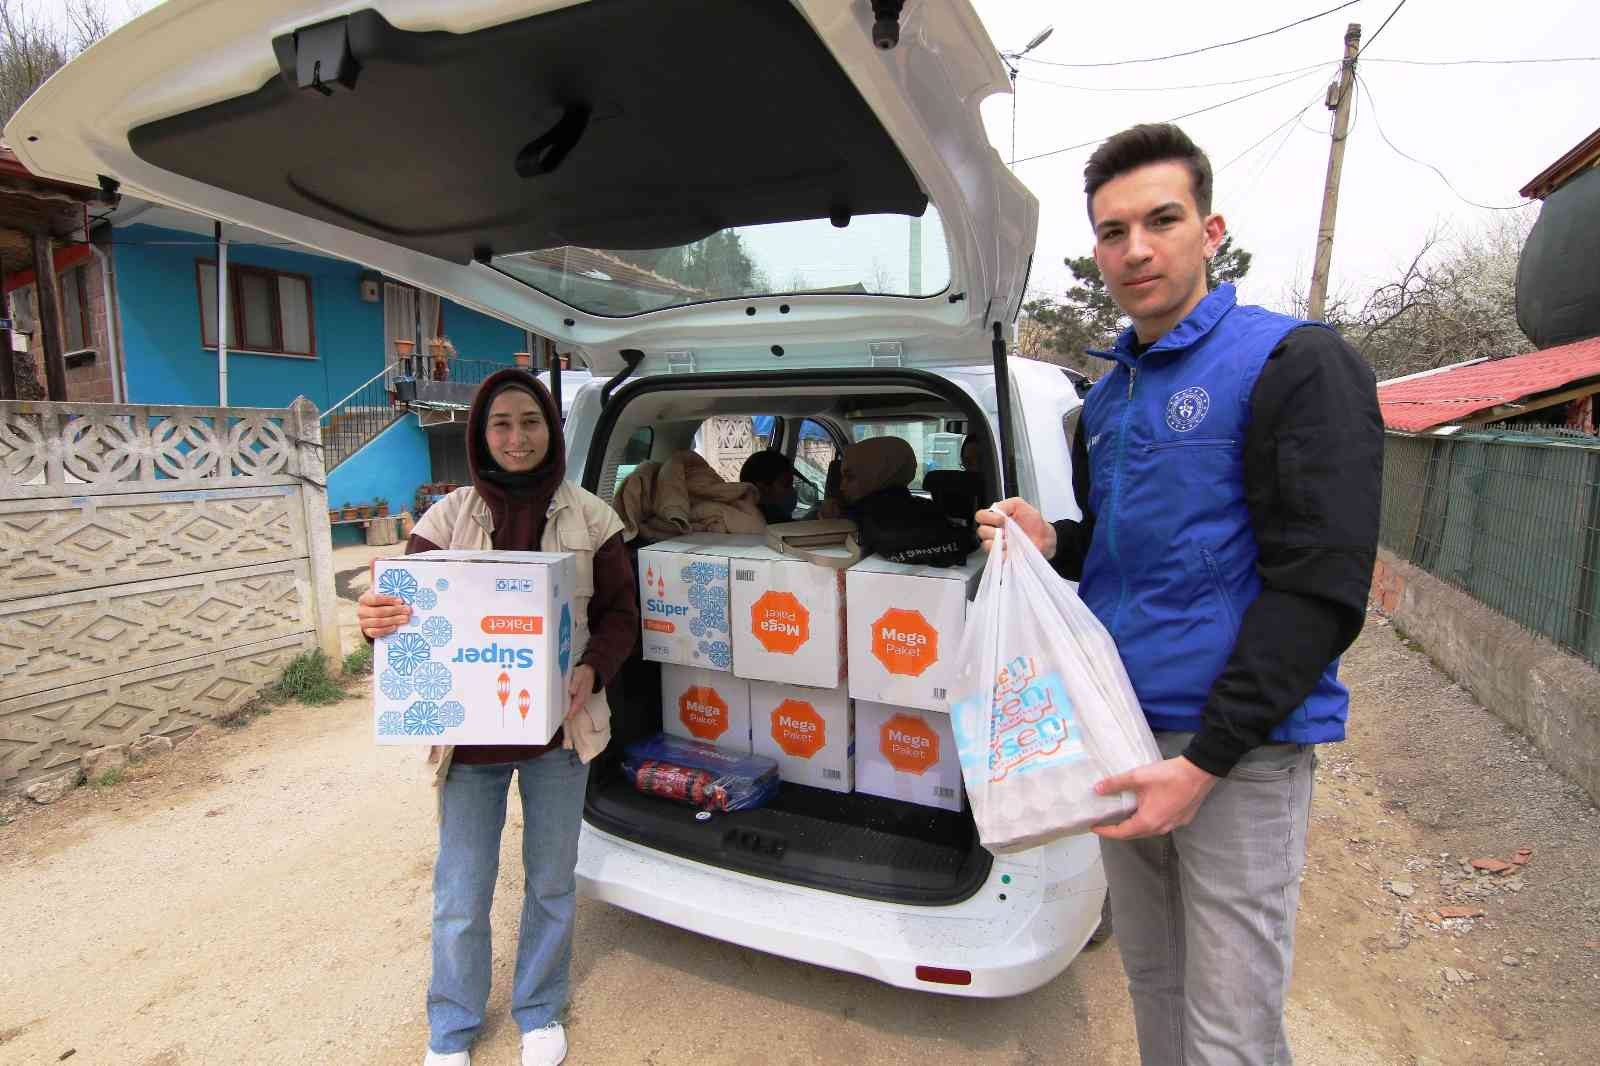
[1279, 214, 1536, 381]
[1, 0, 120, 127]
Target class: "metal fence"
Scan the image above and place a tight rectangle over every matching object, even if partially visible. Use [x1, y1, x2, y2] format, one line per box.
[1379, 428, 1600, 668]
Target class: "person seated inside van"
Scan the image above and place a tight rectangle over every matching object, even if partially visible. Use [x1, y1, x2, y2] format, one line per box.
[740, 449, 798, 526]
[839, 436, 975, 567]
[960, 433, 985, 473]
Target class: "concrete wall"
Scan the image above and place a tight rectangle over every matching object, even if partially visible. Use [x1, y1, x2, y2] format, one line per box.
[1372, 548, 1600, 806]
[0, 397, 341, 793]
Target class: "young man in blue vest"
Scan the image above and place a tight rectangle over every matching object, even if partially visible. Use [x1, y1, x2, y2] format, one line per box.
[978, 123, 1382, 1064]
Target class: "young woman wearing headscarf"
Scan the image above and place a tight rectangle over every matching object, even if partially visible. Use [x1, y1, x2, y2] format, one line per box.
[837, 436, 976, 567]
[357, 369, 637, 1066]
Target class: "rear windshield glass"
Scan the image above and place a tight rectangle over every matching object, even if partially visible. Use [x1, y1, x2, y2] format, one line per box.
[491, 210, 951, 317]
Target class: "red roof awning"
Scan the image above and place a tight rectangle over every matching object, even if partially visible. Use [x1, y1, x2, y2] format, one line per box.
[1377, 336, 1600, 432]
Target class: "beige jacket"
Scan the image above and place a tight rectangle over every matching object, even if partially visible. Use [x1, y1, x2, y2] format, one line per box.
[614, 449, 766, 542]
[411, 480, 626, 794]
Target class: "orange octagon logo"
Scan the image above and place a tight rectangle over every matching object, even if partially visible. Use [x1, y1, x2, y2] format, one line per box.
[678, 685, 730, 742]
[871, 608, 939, 677]
[770, 699, 826, 758]
[751, 591, 809, 655]
[880, 713, 941, 775]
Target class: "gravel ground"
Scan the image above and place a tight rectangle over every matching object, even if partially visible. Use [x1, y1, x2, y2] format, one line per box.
[1, 607, 1596, 1065]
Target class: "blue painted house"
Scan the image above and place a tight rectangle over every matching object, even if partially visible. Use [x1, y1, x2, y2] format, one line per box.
[101, 200, 532, 544]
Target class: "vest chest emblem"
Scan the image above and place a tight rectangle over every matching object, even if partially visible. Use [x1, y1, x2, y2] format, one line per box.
[1165, 386, 1211, 433]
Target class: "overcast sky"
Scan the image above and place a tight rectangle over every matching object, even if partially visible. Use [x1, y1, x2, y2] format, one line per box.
[31, 0, 1598, 316]
[969, 0, 1597, 312]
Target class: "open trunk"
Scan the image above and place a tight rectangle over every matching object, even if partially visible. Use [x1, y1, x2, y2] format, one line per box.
[579, 368, 996, 905]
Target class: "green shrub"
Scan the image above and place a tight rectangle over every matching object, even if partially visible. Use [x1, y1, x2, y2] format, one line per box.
[343, 643, 374, 677]
[263, 650, 344, 706]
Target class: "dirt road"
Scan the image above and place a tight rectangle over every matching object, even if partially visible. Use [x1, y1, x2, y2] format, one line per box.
[3, 615, 1597, 1066]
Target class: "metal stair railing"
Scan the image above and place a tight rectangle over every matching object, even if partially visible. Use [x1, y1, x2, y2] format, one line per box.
[320, 364, 406, 472]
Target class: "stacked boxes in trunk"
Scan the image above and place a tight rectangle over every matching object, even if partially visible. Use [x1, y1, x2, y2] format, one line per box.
[636, 534, 981, 806]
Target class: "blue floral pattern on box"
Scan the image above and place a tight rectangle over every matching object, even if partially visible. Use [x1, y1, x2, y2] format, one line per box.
[379, 670, 412, 700]
[439, 701, 466, 729]
[683, 562, 728, 639]
[420, 616, 453, 648]
[696, 639, 732, 670]
[376, 710, 404, 736]
[412, 661, 452, 700]
[386, 632, 431, 675]
[378, 568, 419, 604]
[414, 587, 438, 611]
[435, 579, 449, 591]
[404, 701, 445, 736]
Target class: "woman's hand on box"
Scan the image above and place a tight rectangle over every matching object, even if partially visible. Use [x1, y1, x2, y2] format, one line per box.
[566, 664, 598, 722]
[357, 591, 411, 638]
[976, 498, 1056, 559]
[1090, 756, 1219, 840]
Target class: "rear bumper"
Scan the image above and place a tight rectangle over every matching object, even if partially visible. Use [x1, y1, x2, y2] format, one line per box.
[576, 821, 1107, 998]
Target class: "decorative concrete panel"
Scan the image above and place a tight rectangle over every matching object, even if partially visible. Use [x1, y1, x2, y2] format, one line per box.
[0, 560, 314, 700]
[0, 398, 340, 793]
[0, 487, 305, 600]
[0, 634, 312, 786]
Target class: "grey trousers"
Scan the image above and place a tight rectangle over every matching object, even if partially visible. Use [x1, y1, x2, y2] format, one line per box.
[1099, 731, 1317, 1066]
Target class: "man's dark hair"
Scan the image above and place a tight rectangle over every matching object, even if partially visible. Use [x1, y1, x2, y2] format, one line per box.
[739, 449, 792, 486]
[1083, 123, 1213, 220]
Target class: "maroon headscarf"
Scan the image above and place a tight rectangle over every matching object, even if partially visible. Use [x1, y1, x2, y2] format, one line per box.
[467, 368, 566, 542]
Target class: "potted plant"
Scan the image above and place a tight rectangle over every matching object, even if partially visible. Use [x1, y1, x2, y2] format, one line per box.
[374, 497, 390, 517]
[357, 503, 372, 520]
[328, 507, 341, 524]
[393, 338, 416, 358]
[341, 501, 359, 522]
[514, 351, 533, 368]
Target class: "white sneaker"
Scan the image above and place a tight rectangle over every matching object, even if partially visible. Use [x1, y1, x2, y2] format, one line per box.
[520, 1023, 567, 1066]
[423, 1050, 469, 1066]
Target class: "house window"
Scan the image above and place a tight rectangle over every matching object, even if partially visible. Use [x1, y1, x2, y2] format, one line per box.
[197, 260, 316, 357]
[58, 266, 91, 352]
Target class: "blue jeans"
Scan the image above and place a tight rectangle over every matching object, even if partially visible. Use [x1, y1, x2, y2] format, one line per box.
[1099, 731, 1317, 1066]
[428, 750, 590, 1055]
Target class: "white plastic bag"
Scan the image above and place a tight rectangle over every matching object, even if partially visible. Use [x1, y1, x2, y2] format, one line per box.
[949, 514, 1162, 853]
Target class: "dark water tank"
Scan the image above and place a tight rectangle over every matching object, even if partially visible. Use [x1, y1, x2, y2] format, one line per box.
[1517, 165, 1600, 349]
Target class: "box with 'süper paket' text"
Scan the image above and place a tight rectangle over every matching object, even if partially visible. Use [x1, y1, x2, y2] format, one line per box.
[637, 535, 768, 671]
[372, 550, 576, 745]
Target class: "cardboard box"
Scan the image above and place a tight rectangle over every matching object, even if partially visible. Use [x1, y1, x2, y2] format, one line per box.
[846, 553, 983, 711]
[372, 550, 576, 745]
[854, 701, 964, 812]
[749, 679, 854, 793]
[730, 547, 849, 687]
[637, 535, 768, 671]
[660, 664, 752, 753]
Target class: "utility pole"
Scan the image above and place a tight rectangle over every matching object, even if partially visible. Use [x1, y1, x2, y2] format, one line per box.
[1308, 22, 1361, 321]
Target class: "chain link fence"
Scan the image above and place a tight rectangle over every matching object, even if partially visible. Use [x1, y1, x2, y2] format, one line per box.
[1380, 428, 1600, 668]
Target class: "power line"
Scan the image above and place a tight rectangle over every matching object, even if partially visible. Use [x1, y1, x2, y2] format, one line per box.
[1017, 0, 1362, 68]
[1012, 65, 1330, 165]
[1363, 55, 1600, 66]
[1366, 55, 1600, 66]
[1355, 0, 1408, 58]
[1355, 74, 1534, 211]
[1216, 84, 1330, 173]
[1018, 61, 1335, 94]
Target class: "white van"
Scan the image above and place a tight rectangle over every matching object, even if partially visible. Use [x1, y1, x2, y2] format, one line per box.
[12, 0, 1104, 996]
